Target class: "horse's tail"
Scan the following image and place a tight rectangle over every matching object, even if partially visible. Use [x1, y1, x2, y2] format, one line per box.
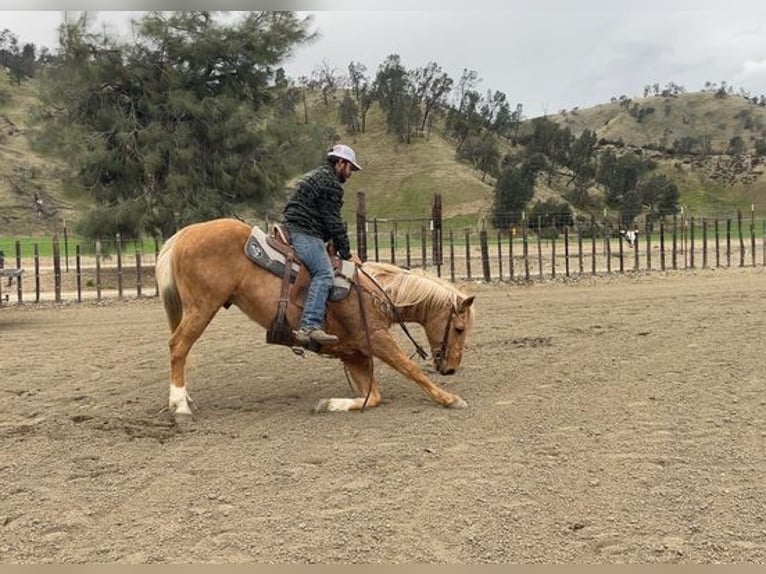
[156, 231, 183, 332]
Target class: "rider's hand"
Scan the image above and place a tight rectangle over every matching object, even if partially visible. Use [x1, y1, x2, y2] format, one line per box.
[350, 253, 362, 265]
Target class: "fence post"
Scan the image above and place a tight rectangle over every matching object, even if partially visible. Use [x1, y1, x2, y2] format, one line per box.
[750, 206, 756, 267]
[14, 240, 22, 303]
[550, 229, 556, 279]
[431, 193, 443, 269]
[389, 228, 396, 265]
[373, 218, 379, 263]
[726, 218, 732, 267]
[480, 228, 490, 282]
[96, 240, 102, 300]
[536, 219, 543, 279]
[116, 233, 123, 299]
[737, 210, 745, 267]
[76, 245, 82, 302]
[689, 217, 695, 269]
[405, 232, 411, 268]
[449, 229, 455, 283]
[356, 192, 367, 262]
[702, 219, 708, 269]
[509, 228, 515, 281]
[464, 228, 472, 281]
[644, 218, 651, 271]
[523, 219, 530, 281]
[714, 219, 720, 268]
[590, 215, 597, 275]
[672, 214, 678, 270]
[496, 230, 503, 281]
[564, 226, 570, 277]
[136, 250, 143, 298]
[53, 234, 61, 302]
[420, 225, 428, 269]
[605, 225, 611, 274]
[659, 221, 666, 271]
[34, 244, 40, 302]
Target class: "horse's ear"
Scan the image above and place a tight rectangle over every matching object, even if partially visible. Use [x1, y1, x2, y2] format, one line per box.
[459, 295, 475, 311]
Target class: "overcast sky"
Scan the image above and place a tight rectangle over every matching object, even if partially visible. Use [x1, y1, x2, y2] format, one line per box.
[2, 5, 766, 118]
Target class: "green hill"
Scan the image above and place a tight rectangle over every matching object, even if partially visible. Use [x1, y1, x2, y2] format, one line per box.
[3, 68, 766, 239]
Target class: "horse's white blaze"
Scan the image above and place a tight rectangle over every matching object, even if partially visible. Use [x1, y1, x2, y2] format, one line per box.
[169, 384, 192, 415]
[321, 398, 357, 412]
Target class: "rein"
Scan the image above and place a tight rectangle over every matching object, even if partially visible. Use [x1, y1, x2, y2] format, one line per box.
[356, 265, 430, 362]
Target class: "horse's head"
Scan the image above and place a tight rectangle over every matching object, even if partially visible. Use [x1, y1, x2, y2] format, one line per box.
[425, 294, 475, 375]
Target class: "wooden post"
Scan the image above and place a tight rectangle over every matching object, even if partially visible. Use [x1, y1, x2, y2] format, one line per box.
[136, 250, 143, 298]
[644, 219, 651, 271]
[53, 234, 61, 302]
[508, 228, 515, 281]
[389, 228, 396, 264]
[726, 218, 732, 267]
[659, 221, 666, 271]
[737, 209, 745, 267]
[564, 226, 570, 277]
[431, 193, 443, 267]
[523, 219, 530, 281]
[672, 214, 678, 270]
[750, 206, 756, 266]
[605, 227, 611, 274]
[550, 229, 556, 279]
[356, 192, 367, 262]
[715, 219, 720, 268]
[480, 228, 490, 282]
[536, 219, 543, 279]
[373, 217, 379, 263]
[496, 230, 503, 281]
[405, 232, 411, 268]
[448, 229, 455, 283]
[14, 240, 22, 303]
[420, 224, 428, 269]
[464, 228, 472, 281]
[689, 217, 695, 269]
[116, 233, 123, 299]
[34, 244, 41, 302]
[76, 245, 82, 302]
[590, 215, 597, 275]
[96, 240, 102, 300]
[702, 219, 708, 269]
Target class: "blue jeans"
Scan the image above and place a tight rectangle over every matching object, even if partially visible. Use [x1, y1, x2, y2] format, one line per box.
[290, 231, 333, 330]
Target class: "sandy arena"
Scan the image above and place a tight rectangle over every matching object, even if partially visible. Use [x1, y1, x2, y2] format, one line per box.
[1, 268, 764, 563]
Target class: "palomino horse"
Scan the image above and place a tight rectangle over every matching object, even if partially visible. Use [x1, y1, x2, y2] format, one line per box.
[155, 218, 475, 417]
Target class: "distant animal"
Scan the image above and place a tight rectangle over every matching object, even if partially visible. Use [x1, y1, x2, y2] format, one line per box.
[621, 229, 639, 248]
[155, 218, 476, 419]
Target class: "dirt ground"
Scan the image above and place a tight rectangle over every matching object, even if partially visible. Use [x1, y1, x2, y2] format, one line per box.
[1, 267, 765, 564]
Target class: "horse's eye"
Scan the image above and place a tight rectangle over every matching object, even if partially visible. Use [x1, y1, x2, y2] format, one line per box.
[454, 324, 465, 333]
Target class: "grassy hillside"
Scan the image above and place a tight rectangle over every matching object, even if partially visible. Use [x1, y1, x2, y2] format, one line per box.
[0, 69, 80, 237]
[4, 71, 766, 240]
[546, 91, 766, 215]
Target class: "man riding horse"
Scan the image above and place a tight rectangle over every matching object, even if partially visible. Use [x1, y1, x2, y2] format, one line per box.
[281, 144, 363, 345]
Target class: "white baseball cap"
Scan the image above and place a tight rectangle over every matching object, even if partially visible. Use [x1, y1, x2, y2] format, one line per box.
[327, 144, 362, 171]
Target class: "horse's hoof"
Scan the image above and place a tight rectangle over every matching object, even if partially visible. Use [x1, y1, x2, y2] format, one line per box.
[447, 396, 468, 409]
[313, 398, 330, 413]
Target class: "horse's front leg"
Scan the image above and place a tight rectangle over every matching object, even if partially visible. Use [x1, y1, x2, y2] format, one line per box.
[373, 332, 467, 409]
[314, 354, 381, 413]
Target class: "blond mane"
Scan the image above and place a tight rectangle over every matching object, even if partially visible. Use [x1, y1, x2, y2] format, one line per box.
[362, 262, 469, 310]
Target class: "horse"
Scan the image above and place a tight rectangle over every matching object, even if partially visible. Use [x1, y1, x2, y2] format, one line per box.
[154, 218, 475, 418]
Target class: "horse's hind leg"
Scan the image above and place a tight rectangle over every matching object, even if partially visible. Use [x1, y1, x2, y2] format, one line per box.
[168, 308, 217, 417]
[314, 355, 381, 413]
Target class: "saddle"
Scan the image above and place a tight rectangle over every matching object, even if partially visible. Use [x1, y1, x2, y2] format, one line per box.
[244, 224, 357, 346]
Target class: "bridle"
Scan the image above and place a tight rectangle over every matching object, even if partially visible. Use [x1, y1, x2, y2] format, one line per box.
[432, 307, 456, 372]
